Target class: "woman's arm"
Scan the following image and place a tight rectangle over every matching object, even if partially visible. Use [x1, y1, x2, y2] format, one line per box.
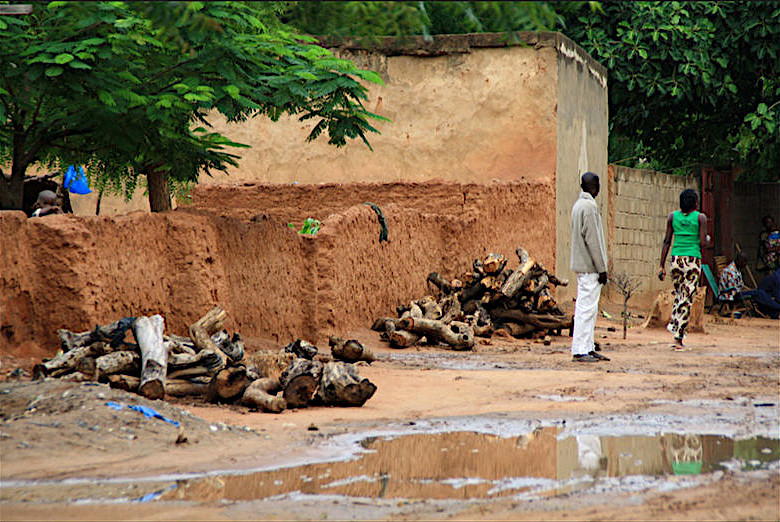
[698, 213, 711, 248]
[659, 213, 674, 280]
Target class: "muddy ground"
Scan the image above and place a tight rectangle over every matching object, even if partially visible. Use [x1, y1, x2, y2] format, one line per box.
[1, 305, 778, 521]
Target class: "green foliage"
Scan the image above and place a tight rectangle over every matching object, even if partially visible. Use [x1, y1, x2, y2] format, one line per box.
[557, 2, 780, 180]
[0, 1, 386, 209]
[287, 217, 321, 235]
[280, 1, 560, 41]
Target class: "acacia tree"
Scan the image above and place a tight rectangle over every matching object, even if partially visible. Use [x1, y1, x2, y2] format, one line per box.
[0, 1, 385, 211]
[557, 1, 779, 179]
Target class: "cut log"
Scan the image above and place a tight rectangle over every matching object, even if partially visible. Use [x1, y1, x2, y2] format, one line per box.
[329, 336, 375, 363]
[56, 317, 136, 352]
[107, 374, 208, 397]
[241, 378, 285, 413]
[396, 317, 474, 350]
[248, 350, 295, 381]
[371, 317, 396, 332]
[280, 358, 323, 408]
[166, 379, 210, 397]
[79, 350, 140, 382]
[188, 306, 228, 367]
[33, 341, 121, 380]
[426, 272, 453, 294]
[483, 253, 507, 275]
[167, 349, 224, 379]
[417, 296, 442, 320]
[388, 329, 420, 348]
[316, 362, 376, 407]
[283, 339, 318, 360]
[211, 330, 245, 364]
[501, 248, 537, 298]
[206, 365, 248, 403]
[108, 374, 139, 392]
[491, 309, 573, 330]
[132, 315, 167, 400]
[439, 294, 462, 324]
[497, 322, 535, 337]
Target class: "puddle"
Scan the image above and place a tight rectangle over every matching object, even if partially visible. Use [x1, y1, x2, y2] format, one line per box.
[164, 428, 779, 502]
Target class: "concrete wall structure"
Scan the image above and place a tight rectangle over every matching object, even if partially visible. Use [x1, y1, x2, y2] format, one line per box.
[607, 165, 699, 306]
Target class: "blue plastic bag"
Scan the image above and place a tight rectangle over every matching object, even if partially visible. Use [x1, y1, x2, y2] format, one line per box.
[64, 165, 92, 194]
[105, 401, 179, 427]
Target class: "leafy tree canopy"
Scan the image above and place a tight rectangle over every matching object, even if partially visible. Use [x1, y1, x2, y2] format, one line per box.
[282, 1, 779, 181]
[0, 1, 386, 211]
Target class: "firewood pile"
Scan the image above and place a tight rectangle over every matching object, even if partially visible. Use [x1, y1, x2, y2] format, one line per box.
[372, 247, 573, 350]
[33, 307, 376, 413]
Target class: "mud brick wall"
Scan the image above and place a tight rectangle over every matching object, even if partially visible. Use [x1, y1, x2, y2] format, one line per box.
[607, 165, 699, 305]
[731, 182, 780, 285]
[0, 180, 555, 353]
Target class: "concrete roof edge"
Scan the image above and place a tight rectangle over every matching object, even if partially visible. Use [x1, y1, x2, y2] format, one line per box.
[316, 31, 606, 84]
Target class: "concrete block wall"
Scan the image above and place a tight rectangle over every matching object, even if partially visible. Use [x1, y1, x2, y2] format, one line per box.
[608, 165, 699, 305]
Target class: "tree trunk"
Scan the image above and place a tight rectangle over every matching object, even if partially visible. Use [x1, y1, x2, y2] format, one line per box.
[189, 306, 228, 368]
[0, 147, 29, 210]
[167, 349, 224, 379]
[490, 309, 573, 330]
[501, 249, 537, 298]
[241, 378, 286, 413]
[280, 358, 323, 408]
[316, 362, 376, 407]
[132, 315, 167, 400]
[33, 341, 122, 380]
[57, 317, 136, 352]
[206, 365, 248, 403]
[78, 350, 140, 382]
[388, 329, 420, 348]
[146, 169, 171, 213]
[329, 336, 375, 363]
[396, 317, 474, 350]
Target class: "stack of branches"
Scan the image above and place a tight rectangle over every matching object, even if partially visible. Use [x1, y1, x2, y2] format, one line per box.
[34, 307, 376, 413]
[372, 246, 573, 349]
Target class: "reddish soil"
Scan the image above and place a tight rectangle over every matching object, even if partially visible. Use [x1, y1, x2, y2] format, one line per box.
[1, 309, 778, 521]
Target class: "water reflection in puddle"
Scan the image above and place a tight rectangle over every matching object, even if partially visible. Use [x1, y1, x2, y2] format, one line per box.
[166, 429, 779, 502]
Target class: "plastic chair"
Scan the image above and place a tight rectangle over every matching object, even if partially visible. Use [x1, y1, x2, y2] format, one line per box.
[701, 264, 753, 315]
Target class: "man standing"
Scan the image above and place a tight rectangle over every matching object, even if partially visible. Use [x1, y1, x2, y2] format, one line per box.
[570, 172, 609, 362]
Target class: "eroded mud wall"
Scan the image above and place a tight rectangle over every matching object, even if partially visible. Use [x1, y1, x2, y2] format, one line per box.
[1, 180, 554, 352]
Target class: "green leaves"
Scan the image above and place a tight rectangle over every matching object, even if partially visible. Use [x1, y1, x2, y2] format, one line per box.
[2, 0, 388, 210]
[558, 1, 779, 180]
[288, 217, 322, 235]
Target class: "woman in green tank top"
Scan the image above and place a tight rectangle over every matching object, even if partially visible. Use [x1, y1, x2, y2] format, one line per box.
[659, 189, 711, 349]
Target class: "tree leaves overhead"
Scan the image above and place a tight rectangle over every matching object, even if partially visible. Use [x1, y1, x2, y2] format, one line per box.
[1, 1, 386, 209]
[556, 2, 779, 180]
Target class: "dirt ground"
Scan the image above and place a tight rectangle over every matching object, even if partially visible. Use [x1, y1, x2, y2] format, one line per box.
[1, 304, 778, 521]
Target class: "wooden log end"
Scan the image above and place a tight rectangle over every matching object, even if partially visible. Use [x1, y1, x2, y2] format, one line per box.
[282, 376, 318, 409]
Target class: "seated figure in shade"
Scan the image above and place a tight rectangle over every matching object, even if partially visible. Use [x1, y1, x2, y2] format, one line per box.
[757, 215, 780, 273]
[743, 269, 780, 319]
[30, 190, 63, 217]
[718, 252, 748, 302]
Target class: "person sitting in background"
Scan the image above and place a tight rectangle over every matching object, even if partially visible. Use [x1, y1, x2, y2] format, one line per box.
[30, 190, 63, 217]
[757, 215, 780, 273]
[743, 269, 780, 319]
[718, 252, 748, 302]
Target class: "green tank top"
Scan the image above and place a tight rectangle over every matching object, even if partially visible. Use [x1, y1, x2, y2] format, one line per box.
[671, 210, 701, 258]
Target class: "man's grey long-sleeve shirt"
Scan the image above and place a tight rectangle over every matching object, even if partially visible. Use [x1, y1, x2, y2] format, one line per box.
[570, 191, 608, 274]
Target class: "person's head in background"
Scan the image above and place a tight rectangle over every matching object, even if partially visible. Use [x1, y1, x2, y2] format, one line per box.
[762, 215, 776, 232]
[31, 190, 62, 217]
[679, 189, 698, 213]
[735, 251, 749, 269]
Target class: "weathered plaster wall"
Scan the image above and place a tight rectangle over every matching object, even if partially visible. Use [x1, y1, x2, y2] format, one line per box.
[203, 42, 558, 185]
[554, 40, 609, 299]
[1, 180, 555, 353]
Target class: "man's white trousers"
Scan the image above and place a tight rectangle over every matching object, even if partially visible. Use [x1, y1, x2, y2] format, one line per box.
[571, 272, 601, 356]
